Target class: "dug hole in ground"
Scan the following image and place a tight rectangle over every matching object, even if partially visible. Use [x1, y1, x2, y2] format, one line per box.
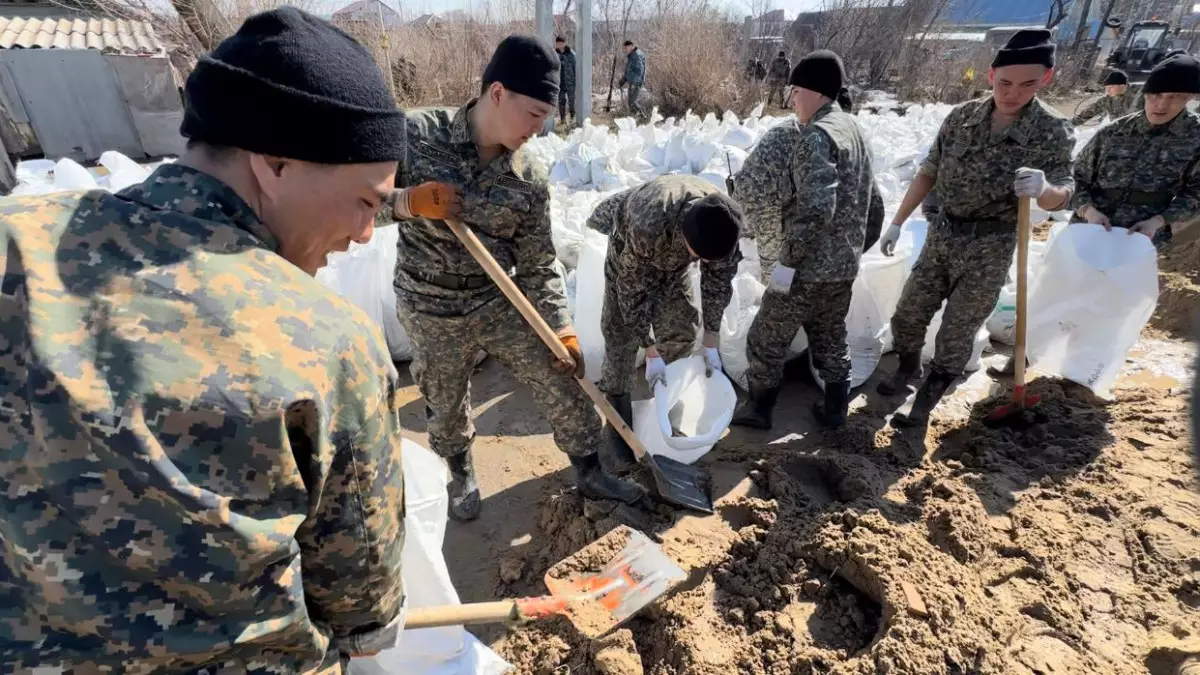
[15, 97, 1197, 674]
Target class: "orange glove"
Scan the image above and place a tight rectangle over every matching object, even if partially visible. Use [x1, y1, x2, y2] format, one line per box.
[403, 182, 461, 220]
[552, 329, 585, 379]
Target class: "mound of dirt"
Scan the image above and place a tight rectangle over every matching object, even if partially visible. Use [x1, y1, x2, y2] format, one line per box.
[1148, 238, 1200, 340]
[492, 380, 1200, 674]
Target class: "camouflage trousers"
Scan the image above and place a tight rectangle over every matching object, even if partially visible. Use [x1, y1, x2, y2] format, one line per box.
[891, 227, 1014, 375]
[599, 271, 698, 395]
[747, 280, 854, 390]
[397, 297, 600, 459]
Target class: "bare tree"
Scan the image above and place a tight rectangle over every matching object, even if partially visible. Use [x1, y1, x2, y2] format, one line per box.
[1045, 0, 1072, 29]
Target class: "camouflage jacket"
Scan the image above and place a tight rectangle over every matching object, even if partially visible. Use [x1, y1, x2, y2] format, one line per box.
[624, 48, 646, 85]
[735, 102, 881, 281]
[0, 164, 407, 674]
[586, 175, 742, 348]
[920, 96, 1075, 229]
[559, 47, 577, 92]
[769, 56, 791, 82]
[394, 101, 570, 332]
[1071, 91, 1137, 125]
[1071, 109, 1200, 229]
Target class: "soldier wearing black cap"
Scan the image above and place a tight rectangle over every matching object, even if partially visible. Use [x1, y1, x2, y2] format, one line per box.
[383, 35, 645, 520]
[1073, 69, 1136, 124]
[585, 175, 743, 464]
[1, 8, 410, 671]
[875, 28, 1075, 427]
[732, 50, 883, 430]
[1070, 54, 1200, 243]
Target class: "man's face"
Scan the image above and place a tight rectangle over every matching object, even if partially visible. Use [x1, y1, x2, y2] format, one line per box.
[988, 64, 1052, 115]
[488, 85, 555, 150]
[791, 86, 826, 121]
[624, 44, 634, 54]
[555, 40, 565, 52]
[252, 157, 396, 275]
[1144, 92, 1193, 125]
[1105, 84, 1128, 97]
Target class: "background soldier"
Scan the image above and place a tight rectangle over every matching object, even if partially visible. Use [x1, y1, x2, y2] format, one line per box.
[732, 50, 880, 430]
[1073, 69, 1135, 124]
[1, 8, 408, 671]
[388, 36, 644, 521]
[876, 29, 1075, 427]
[768, 50, 792, 108]
[555, 35, 576, 125]
[587, 175, 743, 463]
[619, 40, 647, 117]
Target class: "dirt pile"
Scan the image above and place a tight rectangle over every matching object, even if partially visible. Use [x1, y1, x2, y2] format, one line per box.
[1149, 238, 1200, 339]
[493, 380, 1200, 674]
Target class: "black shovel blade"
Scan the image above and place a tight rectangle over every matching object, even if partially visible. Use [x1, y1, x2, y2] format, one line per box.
[641, 454, 713, 514]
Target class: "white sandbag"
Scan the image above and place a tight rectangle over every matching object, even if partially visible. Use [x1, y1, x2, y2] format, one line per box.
[315, 227, 412, 362]
[632, 355, 735, 465]
[718, 272, 765, 390]
[985, 239, 1049, 345]
[575, 229, 609, 381]
[98, 150, 150, 192]
[349, 440, 512, 675]
[1025, 223, 1159, 397]
[53, 158, 97, 191]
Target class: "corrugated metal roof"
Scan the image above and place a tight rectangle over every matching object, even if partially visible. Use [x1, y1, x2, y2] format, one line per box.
[0, 17, 165, 55]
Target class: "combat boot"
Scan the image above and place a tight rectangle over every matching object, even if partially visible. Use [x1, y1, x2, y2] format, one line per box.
[891, 371, 957, 428]
[986, 356, 1028, 379]
[446, 450, 481, 521]
[876, 351, 922, 396]
[813, 380, 852, 429]
[603, 393, 638, 470]
[570, 453, 646, 504]
[731, 384, 780, 430]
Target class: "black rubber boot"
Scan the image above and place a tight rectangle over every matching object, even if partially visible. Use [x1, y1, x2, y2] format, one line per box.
[603, 393, 637, 470]
[570, 453, 646, 505]
[813, 380, 852, 429]
[876, 351, 923, 396]
[986, 356, 1028, 379]
[446, 450, 481, 521]
[731, 384, 780, 430]
[892, 371, 957, 428]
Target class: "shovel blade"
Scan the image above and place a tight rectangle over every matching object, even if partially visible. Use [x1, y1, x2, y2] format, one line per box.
[545, 526, 687, 638]
[642, 453, 714, 514]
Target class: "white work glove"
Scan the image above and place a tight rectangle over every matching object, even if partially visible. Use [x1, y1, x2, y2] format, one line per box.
[1129, 215, 1166, 239]
[880, 223, 902, 257]
[703, 347, 723, 377]
[1076, 204, 1112, 231]
[645, 355, 667, 390]
[1013, 167, 1047, 199]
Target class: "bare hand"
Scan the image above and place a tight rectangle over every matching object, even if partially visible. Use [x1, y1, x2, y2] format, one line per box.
[1078, 204, 1112, 231]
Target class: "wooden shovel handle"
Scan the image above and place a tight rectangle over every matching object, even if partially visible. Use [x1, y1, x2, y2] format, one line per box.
[444, 219, 651, 463]
[1013, 197, 1031, 389]
[405, 595, 569, 629]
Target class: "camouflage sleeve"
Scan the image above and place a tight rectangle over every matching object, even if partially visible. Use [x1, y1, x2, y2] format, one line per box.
[1071, 98, 1104, 125]
[514, 183, 571, 333]
[585, 191, 627, 235]
[865, 179, 885, 252]
[917, 111, 951, 179]
[734, 127, 789, 244]
[1042, 117, 1076, 195]
[1161, 155, 1200, 226]
[700, 245, 741, 334]
[1068, 130, 1101, 213]
[615, 204, 666, 349]
[781, 129, 838, 267]
[296, 347, 406, 655]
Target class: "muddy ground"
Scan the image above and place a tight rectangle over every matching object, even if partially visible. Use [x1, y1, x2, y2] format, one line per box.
[393, 264, 1200, 674]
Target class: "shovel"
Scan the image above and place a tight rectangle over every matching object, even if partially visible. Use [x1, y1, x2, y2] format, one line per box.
[445, 218, 714, 514]
[985, 197, 1042, 427]
[405, 526, 686, 638]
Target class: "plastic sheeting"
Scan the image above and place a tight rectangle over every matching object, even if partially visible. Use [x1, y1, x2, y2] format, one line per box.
[631, 355, 736, 465]
[349, 439, 512, 675]
[1025, 223, 1159, 397]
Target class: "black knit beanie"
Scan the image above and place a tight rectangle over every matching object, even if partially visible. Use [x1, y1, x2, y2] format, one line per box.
[482, 35, 560, 105]
[181, 7, 403, 164]
[1103, 69, 1129, 86]
[992, 29, 1056, 69]
[1144, 55, 1200, 94]
[682, 194, 743, 261]
[789, 50, 845, 100]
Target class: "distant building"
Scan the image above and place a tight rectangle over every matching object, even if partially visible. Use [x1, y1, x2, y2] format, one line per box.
[332, 0, 402, 28]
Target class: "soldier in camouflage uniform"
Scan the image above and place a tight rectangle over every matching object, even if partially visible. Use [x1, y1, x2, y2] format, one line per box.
[1072, 69, 1136, 125]
[731, 51, 881, 430]
[587, 175, 743, 463]
[555, 36, 577, 124]
[876, 29, 1075, 427]
[386, 36, 644, 521]
[1, 9, 409, 672]
[620, 40, 647, 117]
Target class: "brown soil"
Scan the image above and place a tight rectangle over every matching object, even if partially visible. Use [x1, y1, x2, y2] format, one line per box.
[1148, 238, 1200, 340]
[1031, 219, 1054, 242]
[481, 377, 1200, 674]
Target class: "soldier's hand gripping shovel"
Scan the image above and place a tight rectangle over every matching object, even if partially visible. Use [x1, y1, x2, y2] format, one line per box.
[445, 218, 714, 514]
[405, 526, 686, 637]
[985, 197, 1042, 428]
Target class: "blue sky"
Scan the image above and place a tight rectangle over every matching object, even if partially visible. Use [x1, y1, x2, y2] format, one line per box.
[319, 0, 825, 18]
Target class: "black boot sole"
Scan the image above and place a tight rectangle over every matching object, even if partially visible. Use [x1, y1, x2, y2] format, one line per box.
[731, 414, 771, 430]
[890, 412, 927, 428]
